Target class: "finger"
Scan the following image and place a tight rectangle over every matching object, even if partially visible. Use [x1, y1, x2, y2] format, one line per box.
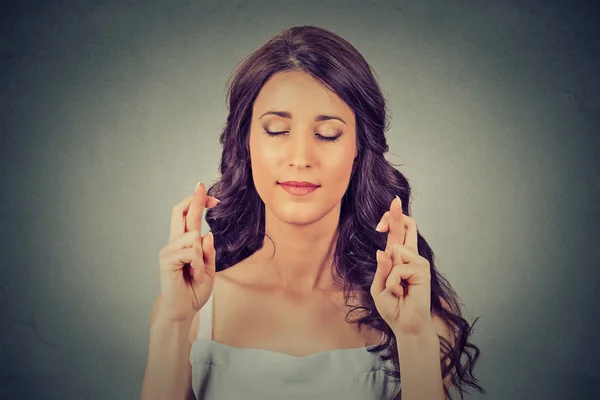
[189, 239, 205, 279]
[169, 194, 195, 242]
[186, 182, 207, 233]
[375, 211, 390, 232]
[385, 196, 406, 254]
[168, 187, 219, 243]
[201, 231, 217, 279]
[162, 230, 203, 255]
[160, 247, 199, 273]
[387, 244, 432, 314]
[204, 198, 220, 208]
[403, 215, 418, 254]
[390, 284, 406, 298]
[385, 254, 432, 301]
[385, 262, 417, 294]
[370, 249, 394, 298]
[389, 243, 430, 284]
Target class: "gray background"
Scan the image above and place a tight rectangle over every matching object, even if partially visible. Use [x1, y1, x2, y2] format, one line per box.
[1, 0, 599, 399]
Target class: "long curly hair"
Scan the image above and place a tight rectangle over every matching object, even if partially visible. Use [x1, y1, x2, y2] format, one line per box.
[205, 25, 485, 399]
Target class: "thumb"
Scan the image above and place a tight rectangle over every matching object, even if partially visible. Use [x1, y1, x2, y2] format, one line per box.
[370, 250, 393, 298]
[200, 231, 217, 279]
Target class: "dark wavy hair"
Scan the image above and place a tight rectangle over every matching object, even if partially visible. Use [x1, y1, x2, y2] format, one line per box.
[205, 25, 485, 399]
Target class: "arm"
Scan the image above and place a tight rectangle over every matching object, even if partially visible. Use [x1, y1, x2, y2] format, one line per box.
[374, 201, 456, 399]
[394, 310, 455, 400]
[140, 293, 199, 400]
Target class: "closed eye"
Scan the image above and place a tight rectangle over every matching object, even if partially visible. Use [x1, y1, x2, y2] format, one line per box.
[263, 129, 341, 143]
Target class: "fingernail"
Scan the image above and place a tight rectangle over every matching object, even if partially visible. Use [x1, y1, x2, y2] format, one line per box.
[195, 181, 202, 193]
[395, 195, 402, 207]
[375, 221, 384, 231]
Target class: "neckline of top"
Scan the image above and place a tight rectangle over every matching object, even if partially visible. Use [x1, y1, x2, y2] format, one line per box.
[198, 290, 387, 359]
[193, 337, 382, 360]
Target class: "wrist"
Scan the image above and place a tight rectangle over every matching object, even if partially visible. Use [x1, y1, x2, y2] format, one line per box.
[153, 313, 194, 329]
[393, 326, 439, 349]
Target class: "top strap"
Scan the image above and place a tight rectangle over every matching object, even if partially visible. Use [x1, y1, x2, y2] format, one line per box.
[197, 290, 214, 341]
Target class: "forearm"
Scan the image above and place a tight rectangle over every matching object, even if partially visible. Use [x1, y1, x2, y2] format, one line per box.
[396, 330, 445, 400]
[141, 318, 194, 400]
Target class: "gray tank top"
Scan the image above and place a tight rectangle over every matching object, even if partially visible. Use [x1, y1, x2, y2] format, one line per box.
[189, 291, 402, 399]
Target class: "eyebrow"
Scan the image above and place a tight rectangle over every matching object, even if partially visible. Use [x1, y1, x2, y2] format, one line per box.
[259, 111, 347, 126]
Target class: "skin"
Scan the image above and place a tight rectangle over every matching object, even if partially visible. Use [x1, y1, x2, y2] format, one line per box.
[246, 70, 358, 295]
[181, 71, 452, 396]
[373, 198, 449, 398]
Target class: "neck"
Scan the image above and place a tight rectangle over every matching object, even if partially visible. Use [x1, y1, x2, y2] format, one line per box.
[253, 202, 344, 296]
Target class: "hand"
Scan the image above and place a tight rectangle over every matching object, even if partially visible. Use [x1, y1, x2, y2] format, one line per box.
[156, 182, 219, 323]
[370, 196, 434, 338]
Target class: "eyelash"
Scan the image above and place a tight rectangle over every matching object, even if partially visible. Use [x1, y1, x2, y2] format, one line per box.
[264, 129, 341, 143]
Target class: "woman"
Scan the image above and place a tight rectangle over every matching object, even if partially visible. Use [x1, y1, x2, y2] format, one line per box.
[141, 26, 484, 400]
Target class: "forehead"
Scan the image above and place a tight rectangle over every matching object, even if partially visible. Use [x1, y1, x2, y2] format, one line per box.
[252, 71, 355, 123]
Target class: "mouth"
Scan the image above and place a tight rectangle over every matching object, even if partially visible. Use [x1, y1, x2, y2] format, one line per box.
[277, 181, 320, 188]
[277, 182, 320, 196]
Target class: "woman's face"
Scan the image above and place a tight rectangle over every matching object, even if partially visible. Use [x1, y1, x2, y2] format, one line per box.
[249, 70, 357, 226]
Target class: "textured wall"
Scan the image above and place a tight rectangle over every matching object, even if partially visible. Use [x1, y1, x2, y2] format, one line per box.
[1, 0, 599, 399]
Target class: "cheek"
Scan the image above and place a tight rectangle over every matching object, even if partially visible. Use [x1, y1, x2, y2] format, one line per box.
[250, 145, 280, 193]
[251, 134, 279, 163]
[252, 149, 280, 181]
[323, 148, 354, 178]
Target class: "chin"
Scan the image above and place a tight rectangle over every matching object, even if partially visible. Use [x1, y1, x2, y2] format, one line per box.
[278, 208, 323, 224]
[269, 200, 338, 226]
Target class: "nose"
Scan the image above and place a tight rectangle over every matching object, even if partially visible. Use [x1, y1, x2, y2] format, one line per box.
[288, 131, 314, 168]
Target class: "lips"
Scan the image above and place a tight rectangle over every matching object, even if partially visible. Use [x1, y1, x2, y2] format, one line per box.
[278, 181, 319, 196]
[278, 181, 319, 188]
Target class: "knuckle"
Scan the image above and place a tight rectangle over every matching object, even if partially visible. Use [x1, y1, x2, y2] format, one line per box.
[170, 232, 183, 244]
